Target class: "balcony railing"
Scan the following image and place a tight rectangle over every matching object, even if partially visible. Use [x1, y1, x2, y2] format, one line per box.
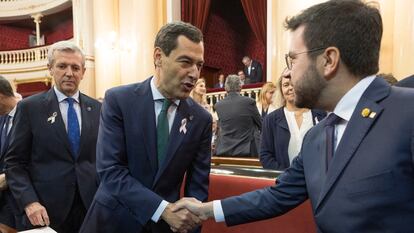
[0, 46, 49, 64]
[206, 83, 262, 109]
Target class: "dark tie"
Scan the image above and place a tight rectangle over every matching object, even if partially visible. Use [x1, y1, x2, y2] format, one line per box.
[66, 98, 80, 159]
[0, 115, 10, 155]
[157, 99, 172, 167]
[325, 113, 342, 171]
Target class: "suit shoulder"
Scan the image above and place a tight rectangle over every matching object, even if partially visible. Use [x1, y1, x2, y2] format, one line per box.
[18, 91, 48, 107]
[80, 93, 101, 104]
[266, 107, 284, 119]
[185, 98, 212, 121]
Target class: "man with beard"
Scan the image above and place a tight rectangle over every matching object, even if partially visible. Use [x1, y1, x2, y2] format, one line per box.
[79, 21, 212, 233]
[172, 1, 414, 232]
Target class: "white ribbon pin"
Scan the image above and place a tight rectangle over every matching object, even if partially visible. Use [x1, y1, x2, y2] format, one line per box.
[48, 112, 57, 124]
[179, 118, 187, 134]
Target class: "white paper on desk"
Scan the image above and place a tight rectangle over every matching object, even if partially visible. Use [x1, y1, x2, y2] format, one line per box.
[18, 226, 57, 233]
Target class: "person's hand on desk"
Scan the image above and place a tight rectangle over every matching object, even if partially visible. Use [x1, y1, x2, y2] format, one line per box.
[24, 202, 50, 227]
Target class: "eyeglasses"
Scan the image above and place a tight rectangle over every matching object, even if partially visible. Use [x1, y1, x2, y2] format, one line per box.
[285, 47, 327, 70]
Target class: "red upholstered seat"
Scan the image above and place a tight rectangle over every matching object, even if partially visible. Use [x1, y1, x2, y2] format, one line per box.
[202, 174, 316, 233]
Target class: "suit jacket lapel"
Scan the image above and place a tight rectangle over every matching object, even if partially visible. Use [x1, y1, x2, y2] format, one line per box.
[44, 89, 73, 159]
[78, 94, 93, 161]
[135, 80, 158, 174]
[0, 116, 6, 159]
[154, 99, 193, 184]
[276, 109, 289, 131]
[315, 78, 389, 210]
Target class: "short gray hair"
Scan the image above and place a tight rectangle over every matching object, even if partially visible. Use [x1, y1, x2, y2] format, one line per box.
[225, 74, 241, 93]
[47, 40, 85, 67]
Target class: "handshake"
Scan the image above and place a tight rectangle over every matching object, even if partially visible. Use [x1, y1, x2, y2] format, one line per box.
[161, 198, 214, 233]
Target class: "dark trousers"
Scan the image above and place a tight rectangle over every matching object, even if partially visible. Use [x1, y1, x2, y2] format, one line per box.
[54, 189, 86, 233]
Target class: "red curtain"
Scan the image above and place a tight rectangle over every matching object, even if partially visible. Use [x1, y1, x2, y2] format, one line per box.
[181, 0, 211, 32]
[240, 0, 266, 46]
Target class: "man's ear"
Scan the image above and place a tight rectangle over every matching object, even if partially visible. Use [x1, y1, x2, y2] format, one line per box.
[322, 47, 340, 79]
[47, 63, 53, 76]
[154, 47, 162, 67]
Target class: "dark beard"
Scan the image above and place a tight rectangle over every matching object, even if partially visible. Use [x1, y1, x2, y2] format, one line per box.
[294, 64, 326, 109]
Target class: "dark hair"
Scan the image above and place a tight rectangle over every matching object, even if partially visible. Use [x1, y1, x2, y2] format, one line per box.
[154, 21, 203, 56]
[285, 0, 382, 77]
[0, 75, 14, 97]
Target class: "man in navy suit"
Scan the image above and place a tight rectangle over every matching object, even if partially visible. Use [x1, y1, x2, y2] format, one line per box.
[173, 1, 414, 232]
[5, 41, 101, 233]
[79, 21, 212, 233]
[0, 75, 21, 231]
[242, 56, 263, 83]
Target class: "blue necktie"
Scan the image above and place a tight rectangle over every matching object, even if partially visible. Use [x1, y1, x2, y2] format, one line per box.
[157, 99, 171, 167]
[66, 98, 80, 159]
[0, 115, 10, 155]
[325, 113, 342, 172]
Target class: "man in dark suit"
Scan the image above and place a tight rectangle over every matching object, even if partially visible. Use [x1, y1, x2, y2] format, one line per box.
[79, 21, 212, 233]
[213, 74, 225, 88]
[5, 41, 101, 233]
[214, 75, 261, 157]
[395, 74, 414, 88]
[242, 56, 262, 83]
[173, 1, 414, 232]
[0, 75, 20, 232]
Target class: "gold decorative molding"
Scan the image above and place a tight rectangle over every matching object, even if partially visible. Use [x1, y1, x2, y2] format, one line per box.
[14, 76, 52, 85]
[0, 66, 48, 74]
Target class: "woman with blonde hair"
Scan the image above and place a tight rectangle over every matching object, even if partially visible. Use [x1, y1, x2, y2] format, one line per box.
[190, 78, 210, 111]
[259, 68, 326, 170]
[256, 82, 277, 119]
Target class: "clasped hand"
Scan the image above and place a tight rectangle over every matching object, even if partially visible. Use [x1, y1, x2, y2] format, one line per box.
[161, 198, 211, 233]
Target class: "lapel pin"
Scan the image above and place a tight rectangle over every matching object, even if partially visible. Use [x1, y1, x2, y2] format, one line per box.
[314, 117, 319, 124]
[47, 112, 57, 124]
[87, 106, 92, 111]
[189, 115, 194, 121]
[179, 118, 187, 134]
[369, 112, 376, 118]
[361, 108, 371, 118]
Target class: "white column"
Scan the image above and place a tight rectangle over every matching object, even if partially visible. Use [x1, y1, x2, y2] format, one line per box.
[72, 0, 96, 97]
[93, 0, 121, 98]
[118, 0, 167, 84]
[391, 0, 414, 79]
[31, 13, 43, 46]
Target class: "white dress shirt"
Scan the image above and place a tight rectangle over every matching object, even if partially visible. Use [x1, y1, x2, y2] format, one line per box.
[150, 77, 180, 222]
[54, 86, 82, 132]
[212, 75, 377, 222]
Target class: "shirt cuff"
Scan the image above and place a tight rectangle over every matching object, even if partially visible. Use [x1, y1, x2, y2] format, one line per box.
[213, 200, 225, 222]
[151, 200, 169, 222]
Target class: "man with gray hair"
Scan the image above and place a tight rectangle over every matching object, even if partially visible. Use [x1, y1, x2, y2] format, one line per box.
[214, 75, 261, 157]
[5, 41, 101, 233]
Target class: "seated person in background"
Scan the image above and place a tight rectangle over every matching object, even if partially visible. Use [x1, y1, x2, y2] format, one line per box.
[215, 75, 261, 157]
[256, 82, 277, 119]
[214, 74, 225, 88]
[378, 73, 398, 85]
[190, 78, 210, 111]
[395, 74, 414, 88]
[237, 70, 249, 85]
[260, 68, 326, 170]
